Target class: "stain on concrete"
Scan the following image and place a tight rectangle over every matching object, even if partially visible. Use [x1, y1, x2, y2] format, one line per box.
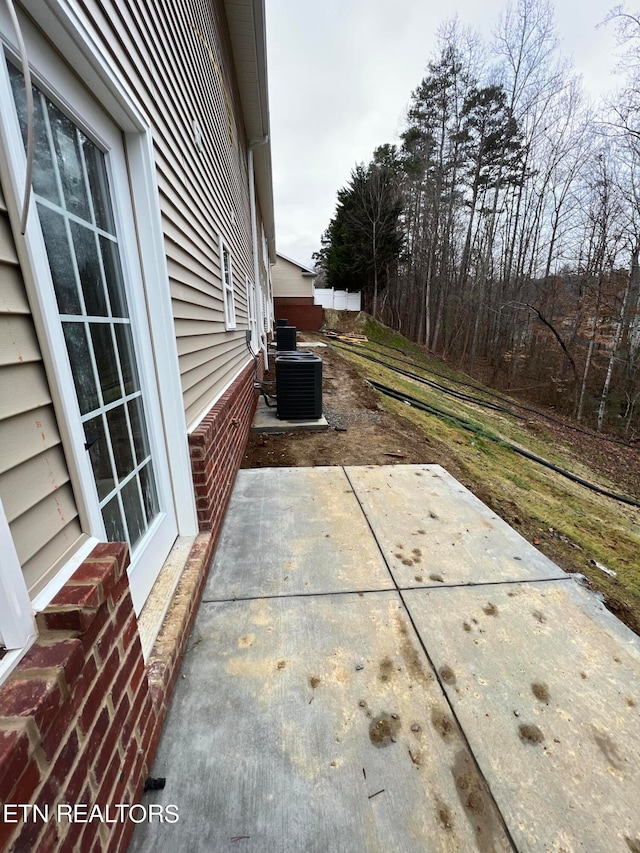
[309, 676, 321, 689]
[463, 622, 472, 632]
[369, 713, 401, 747]
[434, 797, 454, 831]
[415, 575, 424, 583]
[592, 728, 625, 771]
[379, 657, 394, 683]
[532, 682, 549, 703]
[625, 837, 640, 853]
[276, 660, 286, 671]
[238, 634, 255, 648]
[402, 558, 414, 566]
[519, 724, 544, 745]
[532, 610, 546, 624]
[451, 750, 505, 853]
[431, 707, 455, 739]
[429, 574, 444, 583]
[394, 615, 434, 688]
[440, 665, 456, 685]
[483, 603, 498, 617]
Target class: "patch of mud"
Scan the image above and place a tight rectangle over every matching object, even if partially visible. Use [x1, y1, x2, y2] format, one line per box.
[463, 622, 472, 632]
[379, 657, 394, 683]
[483, 603, 498, 617]
[519, 724, 544, 744]
[394, 615, 434, 687]
[431, 707, 455, 739]
[440, 665, 456, 685]
[309, 676, 321, 689]
[435, 797, 454, 831]
[429, 573, 444, 583]
[451, 750, 507, 853]
[532, 682, 549, 703]
[369, 713, 401, 747]
[276, 660, 286, 670]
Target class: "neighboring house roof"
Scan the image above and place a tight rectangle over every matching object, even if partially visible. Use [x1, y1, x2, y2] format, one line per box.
[276, 252, 317, 276]
[224, 0, 276, 263]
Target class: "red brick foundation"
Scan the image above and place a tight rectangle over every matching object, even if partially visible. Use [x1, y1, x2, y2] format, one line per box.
[0, 544, 158, 853]
[188, 358, 260, 534]
[273, 297, 324, 330]
[0, 361, 262, 852]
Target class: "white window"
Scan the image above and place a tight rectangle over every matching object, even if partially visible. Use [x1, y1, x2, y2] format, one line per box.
[0, 6, 191, 616]
[220, 237, 236, 330]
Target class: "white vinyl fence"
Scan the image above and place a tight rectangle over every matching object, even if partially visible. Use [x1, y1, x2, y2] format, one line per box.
[313, 288, 361, 311]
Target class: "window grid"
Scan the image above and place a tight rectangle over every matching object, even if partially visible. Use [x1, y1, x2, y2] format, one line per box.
[13, 72, 158, 554]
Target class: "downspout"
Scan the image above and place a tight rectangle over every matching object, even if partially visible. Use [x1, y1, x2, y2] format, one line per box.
[248, 136, 268, 368]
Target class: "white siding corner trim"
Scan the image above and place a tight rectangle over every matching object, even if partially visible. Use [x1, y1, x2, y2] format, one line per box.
[0, 498, 36, 651]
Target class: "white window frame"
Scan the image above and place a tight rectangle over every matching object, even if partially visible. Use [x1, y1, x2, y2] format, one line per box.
[0, 499, 37, 674]
[0, 2, 198, 619]
[246, 276, 259, 351]
[219, 235, 236, 330]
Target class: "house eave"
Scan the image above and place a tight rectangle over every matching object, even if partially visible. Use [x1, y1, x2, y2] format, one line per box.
[223, 0, 276, 263]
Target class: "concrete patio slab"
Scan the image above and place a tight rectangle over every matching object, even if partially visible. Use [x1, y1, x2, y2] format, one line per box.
[403, 581, 640, 853]
[203, 467, 392, 600]
[251, 397, 329, 433]
[130, 592, 512, 853]
[132, 465, 640, 853]
[345, 464, 567, 588]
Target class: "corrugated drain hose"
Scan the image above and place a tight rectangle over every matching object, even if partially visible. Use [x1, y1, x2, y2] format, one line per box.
[368, 378, 640, 509]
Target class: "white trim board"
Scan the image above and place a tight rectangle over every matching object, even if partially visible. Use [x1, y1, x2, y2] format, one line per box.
[187, 354, 255, 434]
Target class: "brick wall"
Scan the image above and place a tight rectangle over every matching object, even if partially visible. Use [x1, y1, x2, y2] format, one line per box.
[273, 297, 324, 331]
[188, 358, 260, 534]
[0, 361, 261, 852]
[0, 543, 159, 853]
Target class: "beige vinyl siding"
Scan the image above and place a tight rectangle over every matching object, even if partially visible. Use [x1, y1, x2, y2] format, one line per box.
[0, 184, 85, 597]
[73, 0, 264, 425]
[272, 255, 315, 298]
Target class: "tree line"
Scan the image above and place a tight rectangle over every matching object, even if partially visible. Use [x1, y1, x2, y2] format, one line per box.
[314, 0, 640, 437]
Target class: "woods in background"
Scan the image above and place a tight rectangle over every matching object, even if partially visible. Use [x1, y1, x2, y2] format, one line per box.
[314, 0, 640, 437]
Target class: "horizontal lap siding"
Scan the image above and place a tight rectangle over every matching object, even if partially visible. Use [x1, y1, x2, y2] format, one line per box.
[273, 256, 315, 298]
[0, 186, 84, 597]
[77, 0, 258, 427]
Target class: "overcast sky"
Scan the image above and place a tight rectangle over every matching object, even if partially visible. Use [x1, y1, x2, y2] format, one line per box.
[265, 0, 622, 268]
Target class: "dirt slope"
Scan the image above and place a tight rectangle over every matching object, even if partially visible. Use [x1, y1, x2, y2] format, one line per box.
[243, 330, 640, 635]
